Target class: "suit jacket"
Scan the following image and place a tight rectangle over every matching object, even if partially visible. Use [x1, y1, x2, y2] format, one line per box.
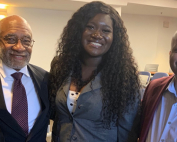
[0, 64, 49, 142]
[139, 75, 174, 142]
[52, 73, 140, 142]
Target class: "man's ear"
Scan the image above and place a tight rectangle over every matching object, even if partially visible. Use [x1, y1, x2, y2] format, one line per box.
[169, 51, 172, 55]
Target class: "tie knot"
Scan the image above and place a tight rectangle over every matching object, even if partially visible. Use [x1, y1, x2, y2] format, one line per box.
[11, 72, 23, 80]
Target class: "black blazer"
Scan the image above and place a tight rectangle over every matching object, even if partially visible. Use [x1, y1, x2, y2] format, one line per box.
[0, 64, 49, 142]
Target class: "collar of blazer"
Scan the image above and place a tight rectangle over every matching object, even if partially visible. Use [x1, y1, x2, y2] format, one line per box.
[62, 72, 102, 97]
[27, 64, 48, 111]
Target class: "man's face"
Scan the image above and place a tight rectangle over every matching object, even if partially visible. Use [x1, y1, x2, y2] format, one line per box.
[0, 17, 33, 71]
[170, 34, 177, 75]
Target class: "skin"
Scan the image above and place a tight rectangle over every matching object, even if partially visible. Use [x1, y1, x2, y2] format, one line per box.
[0, 15, 33, 71]
[70, 13, 113, 91]
[169, 31, 177, 91]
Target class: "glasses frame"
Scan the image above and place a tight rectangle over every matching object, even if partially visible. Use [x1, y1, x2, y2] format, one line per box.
[0, 35, 35, 48]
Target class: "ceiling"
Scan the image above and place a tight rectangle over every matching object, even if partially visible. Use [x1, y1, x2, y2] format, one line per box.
[1, 0, 177, 17]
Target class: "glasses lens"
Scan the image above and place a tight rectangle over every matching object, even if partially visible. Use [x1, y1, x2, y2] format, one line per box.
[4, 35, 17, 44]
[21, 37, 32, 48]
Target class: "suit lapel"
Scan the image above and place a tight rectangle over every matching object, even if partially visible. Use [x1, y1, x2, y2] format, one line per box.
[81, 73, 101, 94]
[27, 65, 42, 92]
[62, 72, 102, 96]
[27, 65, 46, 110]
[0, 79, 26, 137]
[27, 65, 48, 139]
[63, 76, 71, 97]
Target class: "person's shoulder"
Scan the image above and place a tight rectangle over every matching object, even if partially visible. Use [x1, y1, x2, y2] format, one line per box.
[149, 75, 173, 87]
[144, 75, 173, 98]
[28, 64, 49, 76]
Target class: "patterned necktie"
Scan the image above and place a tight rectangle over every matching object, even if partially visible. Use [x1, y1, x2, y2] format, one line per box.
[11, 72, 28, 136]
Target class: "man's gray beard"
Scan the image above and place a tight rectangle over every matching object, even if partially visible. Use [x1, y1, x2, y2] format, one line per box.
[0, 46, 30, 70]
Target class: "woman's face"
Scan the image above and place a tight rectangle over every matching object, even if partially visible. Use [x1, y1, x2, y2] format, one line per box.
[82, 13, 113, 58]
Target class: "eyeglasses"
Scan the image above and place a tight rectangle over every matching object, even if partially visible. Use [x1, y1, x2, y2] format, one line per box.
[1, 34, 35, 48]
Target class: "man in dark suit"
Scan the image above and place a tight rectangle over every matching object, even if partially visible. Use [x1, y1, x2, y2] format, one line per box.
[0, 15, 49, 142]
[139, 31, 177, 142]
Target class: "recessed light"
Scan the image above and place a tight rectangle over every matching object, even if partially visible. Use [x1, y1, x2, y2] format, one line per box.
[0, 4, 7, 9]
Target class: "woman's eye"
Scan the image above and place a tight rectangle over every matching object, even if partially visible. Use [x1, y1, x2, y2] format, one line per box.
[102, 29, 111, 33]
[86, 25, 94, 29]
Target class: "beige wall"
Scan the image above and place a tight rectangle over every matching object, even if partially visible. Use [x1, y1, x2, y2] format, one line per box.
[122, 13, 177, 72]
[6, 6, 177, 72]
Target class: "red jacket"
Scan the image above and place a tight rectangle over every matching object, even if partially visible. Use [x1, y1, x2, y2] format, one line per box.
[139, 75, 174, 142]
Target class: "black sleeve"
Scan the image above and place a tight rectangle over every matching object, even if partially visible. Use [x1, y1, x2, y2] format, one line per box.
[0, 127, 5, 142]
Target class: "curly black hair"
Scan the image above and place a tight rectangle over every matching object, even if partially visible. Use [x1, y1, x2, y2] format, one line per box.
[49, 1, 141, 127]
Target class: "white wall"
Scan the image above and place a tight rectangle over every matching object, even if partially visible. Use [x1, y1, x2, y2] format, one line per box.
[7, 7, 74, 71]
[122, 13, 177, 72]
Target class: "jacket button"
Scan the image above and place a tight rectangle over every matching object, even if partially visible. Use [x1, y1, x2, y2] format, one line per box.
[72, 135, 77, 140]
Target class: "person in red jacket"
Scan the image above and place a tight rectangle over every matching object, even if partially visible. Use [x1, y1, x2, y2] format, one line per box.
[139, 31, 177, 142]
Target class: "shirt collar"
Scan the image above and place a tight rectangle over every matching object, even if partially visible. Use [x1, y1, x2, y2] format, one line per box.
[0, 60, 30, 79]
[167, 77, 177, 97]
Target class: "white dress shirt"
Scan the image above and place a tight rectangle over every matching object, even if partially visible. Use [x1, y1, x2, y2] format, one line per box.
[146, 78, 177, 142]
[0, 60, 41, 133]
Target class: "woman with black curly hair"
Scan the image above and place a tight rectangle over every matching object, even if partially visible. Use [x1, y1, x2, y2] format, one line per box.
[49, 1, 141, 142]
